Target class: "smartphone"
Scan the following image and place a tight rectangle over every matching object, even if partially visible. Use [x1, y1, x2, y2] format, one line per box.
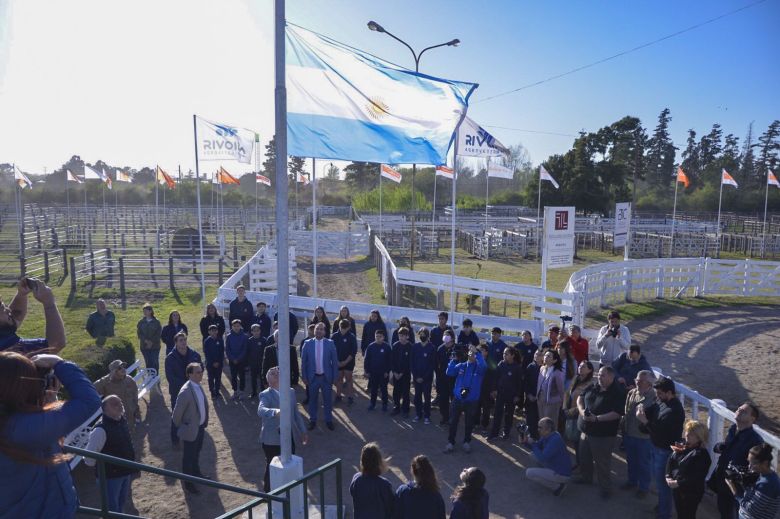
[25, 277, 38, 291]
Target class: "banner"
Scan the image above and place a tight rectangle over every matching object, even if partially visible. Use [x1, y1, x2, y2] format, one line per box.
[196, 116, 256, 164]
[66, 169, 83, 183]
[614, 202, 631, 249]
[115, 170, 131, 182]
[543, 206, 575, 269]
[768, 170, 779, 188]
[540, 165, 559, 189]
[14, 166, 32, 189]
[456, 116, 509, 158]
[217, 166, 240, 185]
[286, 23, 477, 164]
[84, 165, 102, 180]
[676, 166, 690, 188]
[296, 172, 309, 185]
[380, 164, 402, 183]
[721, 169, 738, 188]
[487, 162, 513, 179]
[156, 166, 175, 189]
[256, 174, 271, 187]
[435, 165, 454, 179]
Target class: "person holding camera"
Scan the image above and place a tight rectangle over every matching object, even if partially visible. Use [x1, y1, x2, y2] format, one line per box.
[636, 376, 685, 519]
[665, 420, 711, 519]
[595, 310, 631, 366]
[575, 365, 626, 499]
[521, 417, 572, 496]
[0, 352, 102, 517]
[0, 278, 65, 354]
[726, 443, 780, 519]
[708, 402, 764, 519]
[444, 343, 486, 454]
[622, 369, 656, 498]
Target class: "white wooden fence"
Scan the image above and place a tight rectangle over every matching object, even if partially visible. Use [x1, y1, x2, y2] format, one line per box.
[290, 229, 370, 259]
[248, 245, 297, 294]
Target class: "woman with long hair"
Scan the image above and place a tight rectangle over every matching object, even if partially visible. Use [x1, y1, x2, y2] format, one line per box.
[349, 442, 395, 519]
[556, 341, 577, 391]
[563, 360, 595, 467]
[311, 306, 331, 338]
[450, 466, 489, 519]
[136, 304, 162, 373]
[199, 303, 225, 343]
[360, 310, 387, 356]
[0, 352, 101, 517]
[536, 350, 565, 430]
[666, 420, 712, 519]
[333, 305, 356, 336]
[391, 316, 415, 345]
[161, 310, 188, 356]
[395, 454, 445, 518]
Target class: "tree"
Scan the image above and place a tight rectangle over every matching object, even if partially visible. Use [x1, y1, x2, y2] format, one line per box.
[262, 136, 276, 176]
[325, 163, 340, 180]
[756, 120, 780, 179]
[344, 162, 377, 191]
[741, 122, 757, 186]
[680, 129, 700, 183]
[645, 108, 677, 187]
[288, 156, 306, 183]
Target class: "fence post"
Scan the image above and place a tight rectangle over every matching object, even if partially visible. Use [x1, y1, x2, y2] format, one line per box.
[43, 251, 50, 282]
[218, 258, 224, 286]
[19, 255, 26, 278]
[90, 250, 96, 282]
[19, 231, 25, 255]
[233, 246, 239, 268]
[169, 257, 175, 292]
[70, 257, 77, 293]
[119, 257, 127, 310]
[62, 248, 68, 276]
[36, 226, 42, 250]
[148, 247, 158, 287]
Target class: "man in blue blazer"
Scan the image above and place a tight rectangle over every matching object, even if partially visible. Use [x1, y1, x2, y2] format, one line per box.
[301, 322, 339, 430]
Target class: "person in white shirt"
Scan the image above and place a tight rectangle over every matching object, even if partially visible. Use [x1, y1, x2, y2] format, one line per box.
[595, 311, 631, 366]
[171, 363, 210, 494]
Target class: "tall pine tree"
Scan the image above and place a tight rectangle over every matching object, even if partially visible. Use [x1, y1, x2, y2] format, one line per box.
[262, 136, 276, 177]
[741, 122, 757, 186]
[645, 108, 677, 187]
[756, 120, 780, 178]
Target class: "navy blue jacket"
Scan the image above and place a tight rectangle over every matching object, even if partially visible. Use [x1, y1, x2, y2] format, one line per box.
[199, 315, 225, 343]
[225, 331, 249, 364]
[448, 353, 487, 403]
[247, 335, 266, 367]
[203, 336, 225, 367]
[350, 473, 395, 519]
[273, 311, 300, 344]
[391, 326, 415, 347]
[411, 342, 436, 382]
[364, 341, 392, 376]
[361, 321, 388, 355]
[495, 360, 524, 397]
[161, 323, 188, 354]
[391, 341, 412, 377]
[229, 297, 255, 331]
[450, 489, 489, 519]
[516, 341, 538, 369]
[252, 311, 273, 339]
[0, 361, 101, 519]
[430, 325, 454, 348]
[457, 330, 480, 347]
[524, 361, 541, 398]
[612, 352, 651, 386]
[165, 347, 203, 397]
[395, 481, 445, 519]
[331, 330, 358, 363]
[486, 339, 507, 365]
[713, 424, 764, 477]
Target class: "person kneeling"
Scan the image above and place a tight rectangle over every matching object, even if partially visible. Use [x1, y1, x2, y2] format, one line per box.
[522, 417, 572, 496]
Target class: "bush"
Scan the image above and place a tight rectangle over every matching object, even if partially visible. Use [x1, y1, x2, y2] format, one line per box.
[81, 337, 137, 381]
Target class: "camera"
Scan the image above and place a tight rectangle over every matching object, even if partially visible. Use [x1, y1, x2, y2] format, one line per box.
[450, 347, 467, 363]
[25, 277, 39, 291]
[36, 366, 56, 390]
[584, 407, 592, 417]
[460, 387, 470, 399]
[724, 462, 760, 487]
[516, 420, 529, 437]
[609, 326, 619, 338]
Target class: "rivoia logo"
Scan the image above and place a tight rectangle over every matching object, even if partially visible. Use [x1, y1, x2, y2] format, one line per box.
[202, 123, 249, 161]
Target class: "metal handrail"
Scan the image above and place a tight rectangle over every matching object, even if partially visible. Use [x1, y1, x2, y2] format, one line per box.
[63, 445, 289, 519]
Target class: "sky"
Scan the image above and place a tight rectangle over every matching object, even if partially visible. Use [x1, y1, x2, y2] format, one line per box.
[1, 0, 778, 176]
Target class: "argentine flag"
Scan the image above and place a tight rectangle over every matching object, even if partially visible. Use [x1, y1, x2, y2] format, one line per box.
[286, 24, 478, 165]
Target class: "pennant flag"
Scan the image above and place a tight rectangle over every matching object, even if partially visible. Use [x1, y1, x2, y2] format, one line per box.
[296, 172, 309, 185]
[115, 170, 131, 182]
[100, 168, 112, 190]
[156, 166, 175, 189]
[66, 169, 83, 183]
[435, 165, 454, 179]
[676, 166, 690, 188]
[195, 116, 256, 164]
[721, 169, 738, 188]
[217, 166, 241, 185]
[768, 170, 779, 188]
[14, 166, 32, 189]
[380, 164, 402, 184]
[457, 116, 509, 158]
[84, 165, 102, 180]
[487, 162, 513, 179]
[256, 173, 271, 187]
[286, 23, 477, 164]
[540, 165, 560, 189]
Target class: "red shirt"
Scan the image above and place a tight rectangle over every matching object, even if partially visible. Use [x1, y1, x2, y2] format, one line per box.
[570, 337, 589, 364]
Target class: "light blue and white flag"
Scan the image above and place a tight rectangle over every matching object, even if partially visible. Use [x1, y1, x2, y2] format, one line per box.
[286, 24, 477, 165]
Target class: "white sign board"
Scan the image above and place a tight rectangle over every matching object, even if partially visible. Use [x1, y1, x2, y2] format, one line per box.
[614, 202, 631, 249]
[543, 206, 575, 269]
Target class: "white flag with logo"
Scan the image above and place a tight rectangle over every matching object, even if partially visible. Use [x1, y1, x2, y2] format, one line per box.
[380, 164, 402, 184]
[457, 116, 509, 158]
[196, 116, 256, 164]
[487, 162, 513, 179]
[540, 165, 559, 189]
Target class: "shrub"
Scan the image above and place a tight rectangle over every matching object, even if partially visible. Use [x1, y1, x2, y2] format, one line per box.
[81, 337, 137, 381]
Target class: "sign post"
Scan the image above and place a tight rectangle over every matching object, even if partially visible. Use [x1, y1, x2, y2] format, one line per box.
[541, 206, 575, 291]
[614, 202, 631, 260]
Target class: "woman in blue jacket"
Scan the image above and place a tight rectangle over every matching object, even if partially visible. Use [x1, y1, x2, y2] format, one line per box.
[450, 467, 489, 519]
[161, 310, 188, 356]
[0, 352, 101, 519]
[360, 310, 388, 356]
[395, 455, 445, 519]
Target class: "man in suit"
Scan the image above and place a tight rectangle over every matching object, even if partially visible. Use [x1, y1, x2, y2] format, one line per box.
[300, 322, 339, 431]
[257, 366, 308, 491]
[172, 363, 210, 494]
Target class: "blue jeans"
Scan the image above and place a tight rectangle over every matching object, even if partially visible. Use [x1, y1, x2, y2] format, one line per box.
[652, 446, 672, 519]
[100, 475, 131, 513]
[308, 375, 333, 423]
[624, 435, 652, 491]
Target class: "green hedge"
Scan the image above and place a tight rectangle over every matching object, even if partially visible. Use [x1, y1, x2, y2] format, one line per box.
[79, 337, 138, 381]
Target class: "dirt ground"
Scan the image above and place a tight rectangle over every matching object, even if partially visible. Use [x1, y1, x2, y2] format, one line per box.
[73, 301, 780, 518]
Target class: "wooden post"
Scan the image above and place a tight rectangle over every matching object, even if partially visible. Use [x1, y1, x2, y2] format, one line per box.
[90, 250, 96, 282]
[43, 251, 50, 282]
[233, 246, 239, 268]
[119, 257, 127, 310]
[70, 256, 77, 293]
[481, 295, 490, 315]
[62, 248, 68, 276]
[36, 226, 42, 250]
[106, 248, 113, 288]
[218, 258, 224, 286]
[168, 257, 175, 292]
[19, 255, 26, 278]
[148, 247, 158, 287]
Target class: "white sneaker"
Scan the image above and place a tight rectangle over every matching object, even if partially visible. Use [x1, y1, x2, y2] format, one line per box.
[462, 442, 471, 453]
[424, 418, 431, 425]
[412, 416, 420, 423]
[444, 443, 455, 454]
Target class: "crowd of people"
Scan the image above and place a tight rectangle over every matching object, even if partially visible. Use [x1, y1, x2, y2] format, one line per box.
[0, 279, 778, 518]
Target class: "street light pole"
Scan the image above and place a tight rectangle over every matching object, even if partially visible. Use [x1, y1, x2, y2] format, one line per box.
[367, 21, 458, 270]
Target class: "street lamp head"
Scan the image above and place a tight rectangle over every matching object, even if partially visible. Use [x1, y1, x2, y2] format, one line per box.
[367, 21, 385, 33]
[447, 39, 460, 47]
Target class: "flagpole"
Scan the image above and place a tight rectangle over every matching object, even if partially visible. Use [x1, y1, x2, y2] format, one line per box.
[431, 170, 437, 257]
[485, 157, 490, 260]
[83, 172, 88, 246]
[379, 165, 383, 239]
[14, 164, 22, 258]
[65, 172, 70, 227]
[450, 135, 459, 317]
[193, 115, 207, 302]
[155, 166, 160, 251]
[716, 175, 724, 259]
[255, 152, 260, 225]
[762, 171, 770, 259]
[536, 167, 542, 261]
[670, 176, 679, 258]
[312, 158, 318, 298]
